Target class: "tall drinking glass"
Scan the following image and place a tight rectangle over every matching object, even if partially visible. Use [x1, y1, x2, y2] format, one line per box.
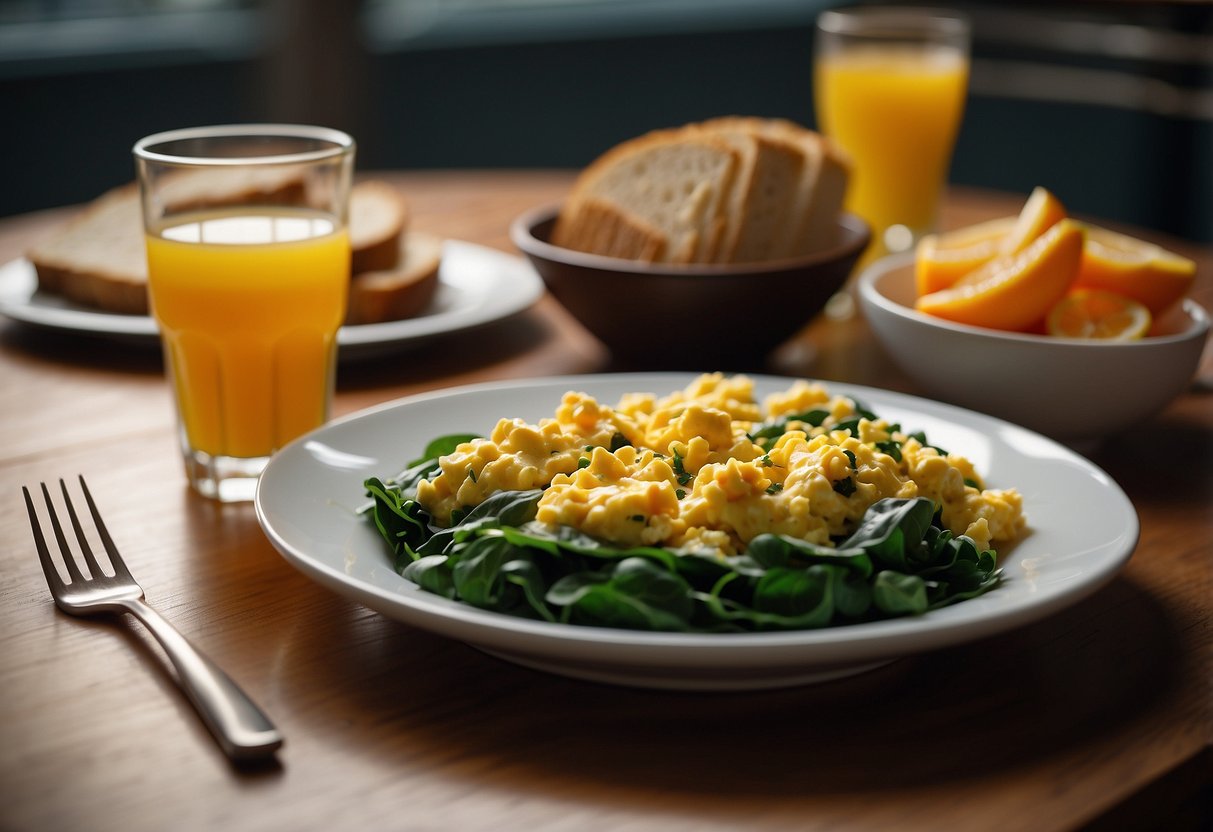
[814, 7, 970, 265]
[134, 125, 355, 502]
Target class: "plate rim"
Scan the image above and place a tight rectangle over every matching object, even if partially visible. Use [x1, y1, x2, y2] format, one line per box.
[254, 371, 1140, 672]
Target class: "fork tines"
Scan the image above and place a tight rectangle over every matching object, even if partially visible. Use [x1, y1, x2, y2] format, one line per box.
[24, 476, 132, 589]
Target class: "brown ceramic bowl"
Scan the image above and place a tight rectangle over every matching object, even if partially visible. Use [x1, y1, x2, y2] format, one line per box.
[511, 204, 870, 368]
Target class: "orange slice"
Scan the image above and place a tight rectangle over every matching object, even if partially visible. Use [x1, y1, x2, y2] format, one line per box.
[915, 219, 1085, 331]
[1074, 225, 1196, 315]
[1046, 289, 1152, 340]
[999, 186, 1067, 256]
[914, 216, 1016, 295]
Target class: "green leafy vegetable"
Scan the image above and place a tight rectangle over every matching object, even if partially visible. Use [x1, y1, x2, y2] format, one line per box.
[362, 473, 1003, 632]
[361, 419, 1004, 634]
[748, 409, 830, 446]
[672, 451, 693, 486]
[609, 432, 632, 451]
[832, 477, 857, 497]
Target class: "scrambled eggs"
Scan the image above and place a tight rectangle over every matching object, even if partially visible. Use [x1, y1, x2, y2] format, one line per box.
[416, 374, 1024, 556]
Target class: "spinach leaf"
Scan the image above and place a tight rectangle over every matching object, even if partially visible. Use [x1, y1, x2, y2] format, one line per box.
[837, 497, 935, 571]
[745, 533, 873, 577]
[498, 522, 682, 571]
[501, 559, 558, 623]
[364, 433, 481, 511]
[873, 571, 928, 615]
[363, 477, 433, 568]
[909, 430, 949, 456]
[450, 533, 537, 612]
[415, 489, 543, 556]
[830, 567, 874, 619]
[875, 439, 903, 461]
[401, 555, 457, 599]
[547, 558, 694, 631]
[696, 565, 835, 630]
[748, 408, 830, 446]
[365, 439, 1004, 633]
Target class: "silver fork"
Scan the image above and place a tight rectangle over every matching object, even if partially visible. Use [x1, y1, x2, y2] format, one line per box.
[24, 476, 283, 761]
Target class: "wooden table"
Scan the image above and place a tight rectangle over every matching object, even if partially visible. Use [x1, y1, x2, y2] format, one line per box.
[1, 172, 1209, 832]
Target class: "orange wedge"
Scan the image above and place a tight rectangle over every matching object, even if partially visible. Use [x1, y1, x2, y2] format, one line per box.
[915, 219, 1085, 331]
[915, 216, 1016, 295]
[999, 186, 1068, 256]
[1074, 225, 1196, 315]
[1047, 289, 1152, 340]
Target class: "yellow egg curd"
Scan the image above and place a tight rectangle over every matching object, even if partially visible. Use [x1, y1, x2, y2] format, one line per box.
[415, 374, 1025, 556]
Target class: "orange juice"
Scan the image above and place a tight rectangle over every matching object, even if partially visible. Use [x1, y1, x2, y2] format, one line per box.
[145, 209, 349, 459]
[815, 44, 968, 254]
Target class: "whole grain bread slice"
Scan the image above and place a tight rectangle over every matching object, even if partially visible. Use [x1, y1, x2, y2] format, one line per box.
[349, 181, 409, 273]
[345, 230, 442, 325]
[28, 178, 413, 318]
[28, 168, 333, 315]
[697, 117, 806, 263]
[555, 127, 740, 264]
[157, 165, 308, 213]
[552, 196, 667, 262]
[748, 118, 852, 258]
[27, 185, 149, 314]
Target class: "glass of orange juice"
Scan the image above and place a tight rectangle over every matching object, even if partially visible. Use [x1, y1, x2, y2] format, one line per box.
[814, 6, 970, 265]
[133, 125, 355, 502]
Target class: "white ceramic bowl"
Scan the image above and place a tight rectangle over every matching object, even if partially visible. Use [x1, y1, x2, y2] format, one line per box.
[856, 252, 1211, 440]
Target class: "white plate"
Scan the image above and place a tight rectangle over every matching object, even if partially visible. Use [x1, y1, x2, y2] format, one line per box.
[0, 240, 544, 360]
[255, 373, 1139, 690]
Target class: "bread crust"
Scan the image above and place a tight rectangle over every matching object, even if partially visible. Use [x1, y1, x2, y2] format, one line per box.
[27, 178, 421, 323]
[696, 117, 807, 263]
[553, 197, 667, 262]
[556, 126, 739, 264]
[28, 185, 150, 314]
[739, 117, 853, 257]
[551, 117, 849, 265]
[345, 230, 442, 325]
[349, 181, 410, 273]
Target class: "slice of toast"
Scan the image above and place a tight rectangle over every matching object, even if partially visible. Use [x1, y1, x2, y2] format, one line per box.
[27, 185, 149, 314]
[555, 127, 739, 264]
[552, 196, 667, 262]
[345, 230, 442, 325]
[28, 178, 413, 318]
[349, 181, 409, 273]
[747, 118, 852, 258]
[697, 117, 806, 263]
[157, 165, 308, 213]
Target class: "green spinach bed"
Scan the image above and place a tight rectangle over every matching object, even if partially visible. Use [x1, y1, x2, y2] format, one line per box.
[362, 430, 1003, 633]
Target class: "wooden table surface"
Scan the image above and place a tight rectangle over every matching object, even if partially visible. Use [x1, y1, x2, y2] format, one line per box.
[0, 171, 1209, 832]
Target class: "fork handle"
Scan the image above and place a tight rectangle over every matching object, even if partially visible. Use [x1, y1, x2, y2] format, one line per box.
[120, 598, 283, 760]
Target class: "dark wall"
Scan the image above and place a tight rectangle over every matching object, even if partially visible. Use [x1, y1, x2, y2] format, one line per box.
[3, 13, 1209, 242]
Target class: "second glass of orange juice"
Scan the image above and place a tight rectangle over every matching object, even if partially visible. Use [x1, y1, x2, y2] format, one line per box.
[134, 125, 355, 502]
[814, 7, 970, 265]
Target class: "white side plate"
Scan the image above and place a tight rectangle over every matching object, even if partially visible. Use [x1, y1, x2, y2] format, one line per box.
[0, 241, 544, 360]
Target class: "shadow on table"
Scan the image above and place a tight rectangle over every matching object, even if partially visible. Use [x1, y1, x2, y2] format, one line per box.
[0, 323, 164, 375]
[280, 569, 1189, 801]
[337, 307, 609, 395]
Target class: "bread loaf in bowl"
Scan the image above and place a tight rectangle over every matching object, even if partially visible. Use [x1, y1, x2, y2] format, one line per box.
[551, 117, 852, 266]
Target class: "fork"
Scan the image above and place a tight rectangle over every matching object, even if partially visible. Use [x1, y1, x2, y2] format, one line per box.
[24, 476, 283, 761]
